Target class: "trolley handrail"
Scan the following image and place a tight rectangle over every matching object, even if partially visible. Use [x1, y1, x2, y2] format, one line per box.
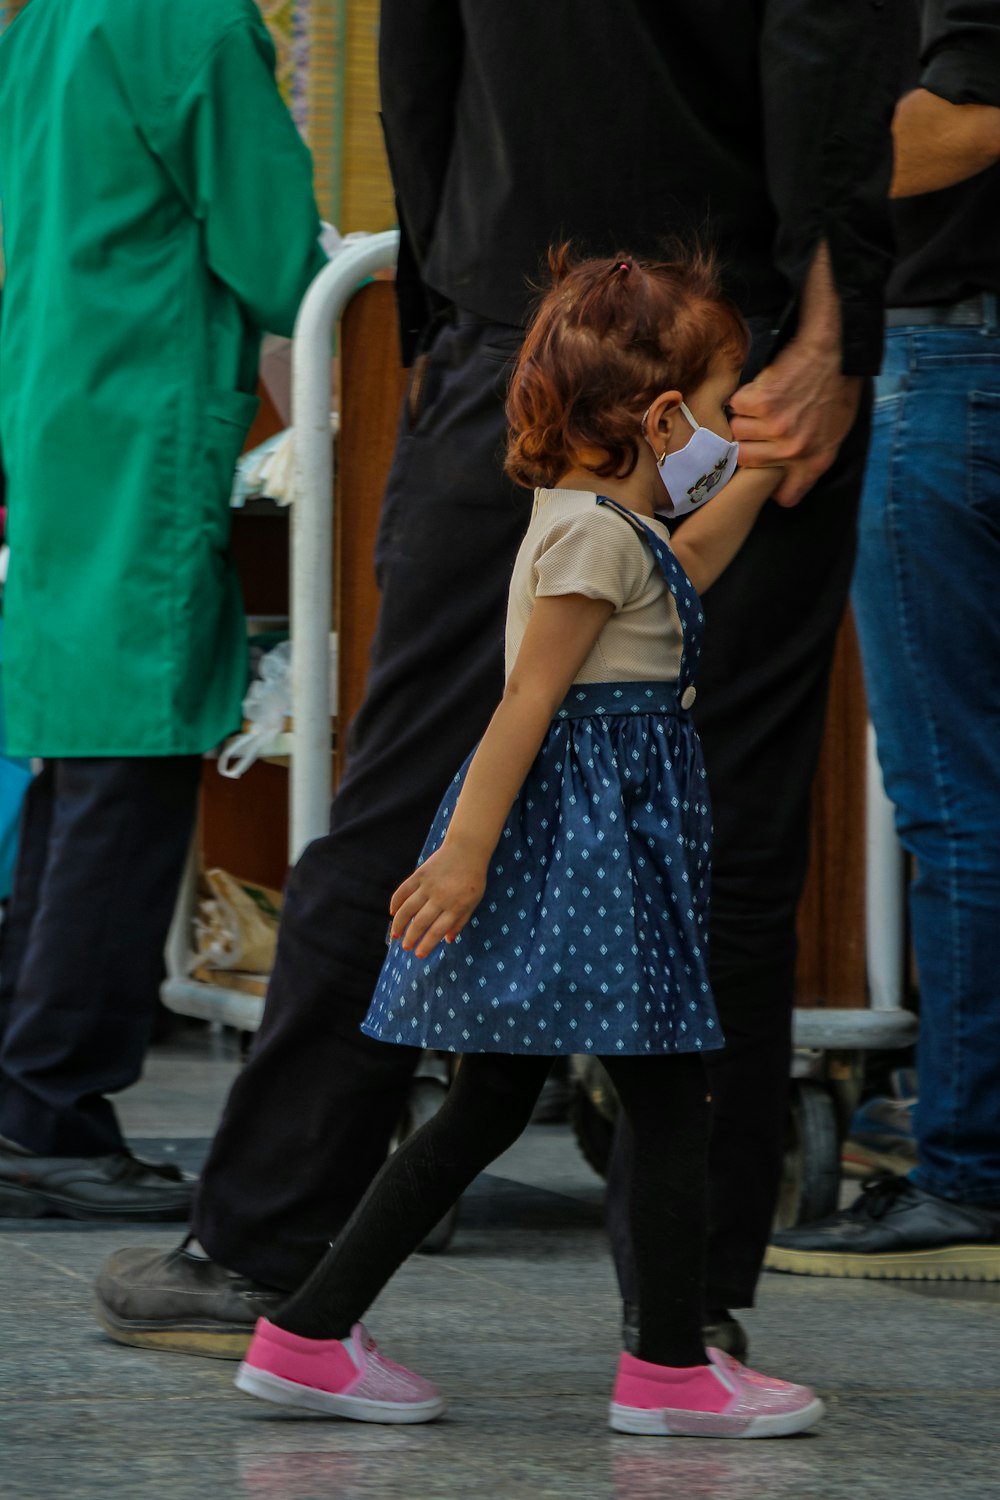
[289, 229, 400, 861]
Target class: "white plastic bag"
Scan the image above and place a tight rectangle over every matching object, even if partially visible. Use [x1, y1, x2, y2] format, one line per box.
[217, 636, 338, 779]
[217, 642, 292, 779]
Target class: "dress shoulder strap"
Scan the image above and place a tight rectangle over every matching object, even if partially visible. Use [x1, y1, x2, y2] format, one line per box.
[594, 494, 704, 691]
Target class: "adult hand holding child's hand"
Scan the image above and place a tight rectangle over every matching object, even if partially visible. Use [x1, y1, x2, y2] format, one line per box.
[389, 843, 488, 958]
[729, 343, 861, 508]
[730, 241, 862, 508]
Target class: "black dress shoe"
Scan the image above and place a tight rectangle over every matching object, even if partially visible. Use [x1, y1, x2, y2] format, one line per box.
[0, 1135, 194, 1221]
[95, 1241, 286, 1358]
[766, 1176, 1000, 1280]
[621, 1300, 749, 1362]
[702, 1308, 750, 1362]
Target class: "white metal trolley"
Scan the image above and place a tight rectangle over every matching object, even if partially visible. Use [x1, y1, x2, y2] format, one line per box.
[162, 231, 401, 1029]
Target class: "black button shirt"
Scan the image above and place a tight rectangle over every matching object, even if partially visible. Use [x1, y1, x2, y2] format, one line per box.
[380, 1, 905, 375]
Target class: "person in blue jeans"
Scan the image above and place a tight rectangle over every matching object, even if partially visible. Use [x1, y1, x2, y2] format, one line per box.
[768, 0, 1000, 1281]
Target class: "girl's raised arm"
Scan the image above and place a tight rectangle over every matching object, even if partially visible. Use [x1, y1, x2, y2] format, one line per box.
[389, 592, 614, 957]
[668, 465, 784, 596]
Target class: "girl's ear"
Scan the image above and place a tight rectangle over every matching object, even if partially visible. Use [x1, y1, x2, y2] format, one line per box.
[643, 390, 683, 453]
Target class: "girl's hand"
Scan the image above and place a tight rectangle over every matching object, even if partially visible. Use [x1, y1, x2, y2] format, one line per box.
[389, 842, 488, 958]
[387, 594, 612, 958]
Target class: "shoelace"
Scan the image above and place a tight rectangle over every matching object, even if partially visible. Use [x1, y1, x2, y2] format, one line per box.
[850, 1175, 914, 1221]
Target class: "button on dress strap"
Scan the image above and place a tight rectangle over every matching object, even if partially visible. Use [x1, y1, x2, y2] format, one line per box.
[595, 495, 703, 689]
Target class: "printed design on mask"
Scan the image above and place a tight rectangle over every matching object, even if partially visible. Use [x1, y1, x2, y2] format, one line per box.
[653, 406, 738, 518]
[687, 453, 732, 503]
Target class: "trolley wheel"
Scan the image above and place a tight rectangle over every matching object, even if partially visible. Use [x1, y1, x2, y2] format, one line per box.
[568, 1057, 618, 1179]
[775, 1079, 841, 1230]
[392, 1074, 461, 1255]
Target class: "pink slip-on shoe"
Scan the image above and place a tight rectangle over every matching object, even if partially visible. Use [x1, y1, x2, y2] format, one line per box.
[609, 1346, 824, 1437]
[234, 1318, 445, 1423]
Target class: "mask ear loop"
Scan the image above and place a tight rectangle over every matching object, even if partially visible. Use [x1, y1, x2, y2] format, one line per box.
[640, 405, 670, 467]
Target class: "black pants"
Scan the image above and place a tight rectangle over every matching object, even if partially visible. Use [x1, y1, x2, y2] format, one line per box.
[0, 756, 201, 1156]
[194, 310, 869, 1307]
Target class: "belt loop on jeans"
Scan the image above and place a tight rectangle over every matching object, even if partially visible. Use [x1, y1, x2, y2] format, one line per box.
[983, 292, 999, 335]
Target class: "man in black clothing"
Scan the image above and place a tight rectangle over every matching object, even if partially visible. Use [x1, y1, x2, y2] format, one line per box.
[95, 1, 900, 1355]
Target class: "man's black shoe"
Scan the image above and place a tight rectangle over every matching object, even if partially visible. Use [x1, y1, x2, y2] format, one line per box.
[622, 1300, 749, 1362]
[765, 1176, 1000, 1280]
[0, 1135, 194, 1221]
[95, 1241, 286, 1358]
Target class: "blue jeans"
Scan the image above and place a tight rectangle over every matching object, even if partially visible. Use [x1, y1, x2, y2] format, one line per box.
[852, 316, 1000, 1205]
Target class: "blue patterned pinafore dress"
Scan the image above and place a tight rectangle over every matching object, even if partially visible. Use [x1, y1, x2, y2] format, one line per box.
[362, 496, 722, 1057]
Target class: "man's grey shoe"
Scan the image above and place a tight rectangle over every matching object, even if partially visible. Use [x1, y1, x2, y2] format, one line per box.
[95, 1241, 286, 1358]
[622, 1301, 749, 1363]
[0, 1136, 194, 1221]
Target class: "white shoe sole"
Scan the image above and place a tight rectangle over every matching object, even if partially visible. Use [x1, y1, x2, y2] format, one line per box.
[609, 1396, 825, 1438]
[234, 1362, 445, 1424]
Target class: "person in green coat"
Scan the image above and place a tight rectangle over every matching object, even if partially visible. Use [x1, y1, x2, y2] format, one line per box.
[0, 0, 325, 1218]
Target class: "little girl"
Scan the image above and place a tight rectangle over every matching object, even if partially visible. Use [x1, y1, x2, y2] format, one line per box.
[235, 249, 823, 1439]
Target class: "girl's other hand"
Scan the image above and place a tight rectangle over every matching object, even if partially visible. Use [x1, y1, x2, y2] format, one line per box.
[388, 842, 488, 958]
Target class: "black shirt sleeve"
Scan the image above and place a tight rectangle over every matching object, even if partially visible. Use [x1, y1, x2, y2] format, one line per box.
[760, 1, 906, 375]
[920, 0, 1000, 107]
[886, 0, 1000, 307]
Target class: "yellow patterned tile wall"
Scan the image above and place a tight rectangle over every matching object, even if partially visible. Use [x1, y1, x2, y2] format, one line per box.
[260, 0, 393, 233]
[1, 1, 393, 234]
[341, 0, 394, 233]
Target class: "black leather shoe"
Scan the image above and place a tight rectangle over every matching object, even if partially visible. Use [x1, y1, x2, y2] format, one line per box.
[702, 1308, 750, 1362]
[0, 1135, 194, 1221]
[765, 1176, 1000, 1280]
[622, 1300, 749, 1362]
[95, 1241, 286, 1358]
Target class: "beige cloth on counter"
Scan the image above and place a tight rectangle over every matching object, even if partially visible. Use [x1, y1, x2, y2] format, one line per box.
[505, 488, 684, 684]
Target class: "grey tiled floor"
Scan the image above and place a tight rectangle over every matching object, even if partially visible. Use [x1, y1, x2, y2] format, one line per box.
[2, 1030, 998, 1500]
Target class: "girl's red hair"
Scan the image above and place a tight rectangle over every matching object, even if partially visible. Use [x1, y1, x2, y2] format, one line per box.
[505, 245, 749, 489]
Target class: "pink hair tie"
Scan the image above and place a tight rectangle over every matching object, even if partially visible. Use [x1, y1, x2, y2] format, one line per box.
[618, 262, 630, 273]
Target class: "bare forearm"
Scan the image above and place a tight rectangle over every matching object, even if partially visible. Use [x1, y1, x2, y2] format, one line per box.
[892, 88, 1000, 198]
[388, 593, 613, 955]
[444, 685, 561, 863]
[671, 468, 780, 595]
[795, 241, 841, 354]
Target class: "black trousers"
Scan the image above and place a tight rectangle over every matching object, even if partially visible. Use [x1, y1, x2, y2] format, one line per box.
[0, 756, 201, 1156]
[194, 310, 869, 1306]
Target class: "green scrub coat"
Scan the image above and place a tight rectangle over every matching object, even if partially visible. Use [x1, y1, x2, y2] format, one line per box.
[0, 0, 326, 755]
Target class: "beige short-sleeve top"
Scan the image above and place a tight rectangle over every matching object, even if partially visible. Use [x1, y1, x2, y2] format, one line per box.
[504, 488, 684, 684]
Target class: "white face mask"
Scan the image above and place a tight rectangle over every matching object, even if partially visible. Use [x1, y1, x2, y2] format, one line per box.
[643, 401, 739, 518]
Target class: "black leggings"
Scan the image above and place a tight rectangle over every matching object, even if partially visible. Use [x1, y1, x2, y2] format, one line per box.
[275, 1051, 711, 1367]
